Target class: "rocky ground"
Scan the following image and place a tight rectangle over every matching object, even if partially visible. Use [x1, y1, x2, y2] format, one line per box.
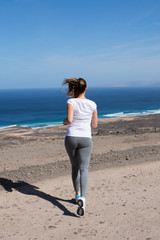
[0, 114, 160, 188]
[0, 114, 160, 240]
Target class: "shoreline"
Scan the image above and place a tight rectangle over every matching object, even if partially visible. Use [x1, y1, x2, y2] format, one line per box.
[1, 112, 160, 131]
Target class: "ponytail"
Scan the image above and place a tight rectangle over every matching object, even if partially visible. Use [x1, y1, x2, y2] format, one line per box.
[63, 78, 87, 98]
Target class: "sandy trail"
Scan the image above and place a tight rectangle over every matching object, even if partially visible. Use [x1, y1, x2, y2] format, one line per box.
[1, 161, 160, 240]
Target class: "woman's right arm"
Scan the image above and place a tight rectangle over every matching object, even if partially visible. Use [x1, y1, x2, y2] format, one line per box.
[91, 109, 98, 128]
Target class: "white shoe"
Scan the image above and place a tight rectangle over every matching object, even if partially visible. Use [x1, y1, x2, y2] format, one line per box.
[77, 197, 85, 207]
[77, 197, 85, 216]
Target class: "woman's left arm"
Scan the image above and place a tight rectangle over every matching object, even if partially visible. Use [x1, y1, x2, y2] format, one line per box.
[63, 103, 74, 125]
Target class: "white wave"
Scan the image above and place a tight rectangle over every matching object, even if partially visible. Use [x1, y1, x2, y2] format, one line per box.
[0, 121, 63, 130]
[143, 109, 160, 114]
[0, 125, 17, 130]
[102, 109, 160, 118]
[103, 112, 124, 118]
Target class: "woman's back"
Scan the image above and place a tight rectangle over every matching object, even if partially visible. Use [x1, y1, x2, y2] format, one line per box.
[66, 98, 97, 138]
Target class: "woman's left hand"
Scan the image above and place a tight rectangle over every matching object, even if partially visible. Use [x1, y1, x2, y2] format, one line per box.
[63, 118, 68, 125]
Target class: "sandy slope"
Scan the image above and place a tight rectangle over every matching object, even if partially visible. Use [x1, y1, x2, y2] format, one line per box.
[0, 161, 160, 240]
[0, 114, 160, 239]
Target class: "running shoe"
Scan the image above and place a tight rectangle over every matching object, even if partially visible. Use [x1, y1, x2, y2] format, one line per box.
[77, 197, 85, 216]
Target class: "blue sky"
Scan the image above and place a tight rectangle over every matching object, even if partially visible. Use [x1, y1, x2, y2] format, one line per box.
[0, 0, 160, 89]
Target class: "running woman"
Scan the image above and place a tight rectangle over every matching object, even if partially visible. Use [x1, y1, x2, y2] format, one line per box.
[63, 78, 98, 216]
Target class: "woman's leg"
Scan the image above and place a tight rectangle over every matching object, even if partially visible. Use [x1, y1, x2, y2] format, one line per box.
[77, 138, 92, 197]
[65, 136, 80, 193]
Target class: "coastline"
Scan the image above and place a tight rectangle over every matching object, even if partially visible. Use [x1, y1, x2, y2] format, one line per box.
[1, 109, 160, 131]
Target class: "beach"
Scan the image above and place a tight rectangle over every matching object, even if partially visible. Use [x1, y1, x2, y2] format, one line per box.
[0, 114, 160, 239]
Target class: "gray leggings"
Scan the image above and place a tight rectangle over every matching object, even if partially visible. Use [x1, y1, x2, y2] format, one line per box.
[65, 136, 93, 197]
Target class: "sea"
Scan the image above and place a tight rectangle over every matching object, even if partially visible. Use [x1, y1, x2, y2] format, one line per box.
[0, 87, 160, 129]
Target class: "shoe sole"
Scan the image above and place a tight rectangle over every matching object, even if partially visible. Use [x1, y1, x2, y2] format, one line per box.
[77, 206, 84, 216]
[77, 199, 84, 207]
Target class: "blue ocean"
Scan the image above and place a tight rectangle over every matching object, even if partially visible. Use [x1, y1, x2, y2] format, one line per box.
[0, 87, 160, 129]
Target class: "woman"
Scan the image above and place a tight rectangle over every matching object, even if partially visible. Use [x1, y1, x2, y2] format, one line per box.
[63, 78, 97, 216]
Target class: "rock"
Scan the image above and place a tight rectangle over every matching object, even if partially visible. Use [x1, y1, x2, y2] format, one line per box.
[125, 155, 129, 160]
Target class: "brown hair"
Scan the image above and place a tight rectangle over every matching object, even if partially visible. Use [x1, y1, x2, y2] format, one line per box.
[63, 78, 87, 98]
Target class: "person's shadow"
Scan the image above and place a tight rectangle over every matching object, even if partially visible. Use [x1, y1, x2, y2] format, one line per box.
[0, 178, 78, 218]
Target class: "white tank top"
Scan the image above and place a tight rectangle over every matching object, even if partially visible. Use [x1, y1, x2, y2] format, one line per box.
[66, 98, 97, 138]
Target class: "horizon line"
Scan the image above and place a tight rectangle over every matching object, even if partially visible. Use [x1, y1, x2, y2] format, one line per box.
[1, 85, 160, 90]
